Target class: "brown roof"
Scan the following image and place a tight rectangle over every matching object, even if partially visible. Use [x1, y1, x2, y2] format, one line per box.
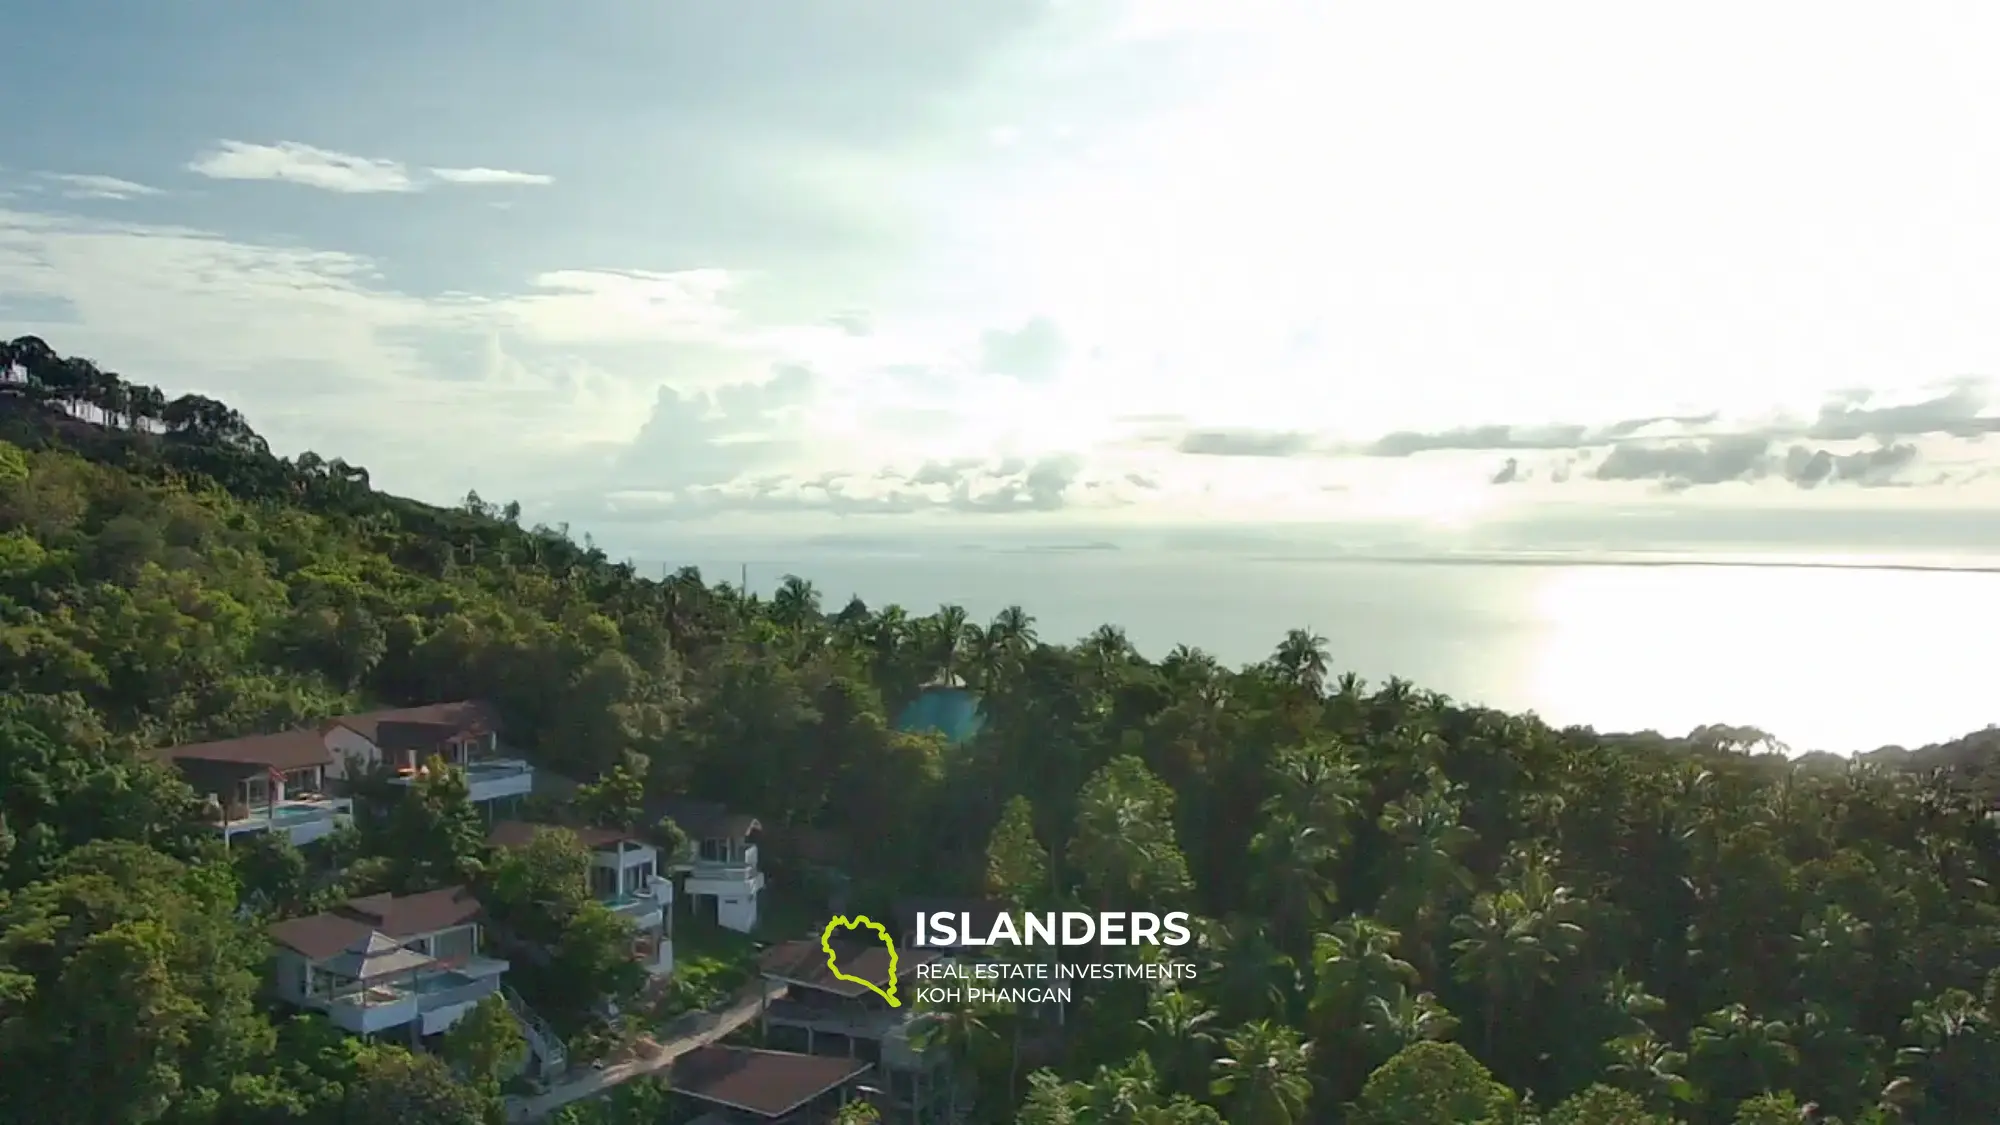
[672, 1046, 871, 1118]
[329, 700, 500, 745]
[758, 938, 943, 998]
[154, 729, 331, 770]
[269, 912, 374, 961]
[269, 886, 483, 960]
[644, 797, 760, 841]
[488, 820, 636, 852]
[337, 886, 483, 937]
[319, 931, 435, 980]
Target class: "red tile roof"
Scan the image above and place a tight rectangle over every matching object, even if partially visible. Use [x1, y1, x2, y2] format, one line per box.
[153, 729, 331, 770]
[672, 1045, 871, 1118]
[328, 700, 500, 745]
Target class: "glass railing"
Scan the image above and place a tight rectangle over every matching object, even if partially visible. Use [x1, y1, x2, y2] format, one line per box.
[687, 845, 759, 877]
[220, 798, 351, 830]
[463, 758, 532, 779]
[389, 758, 532, 783]
[416, 976, 499, 1011]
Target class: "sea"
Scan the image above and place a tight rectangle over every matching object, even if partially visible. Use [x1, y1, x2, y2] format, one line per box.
[635, 514, 2000, 756]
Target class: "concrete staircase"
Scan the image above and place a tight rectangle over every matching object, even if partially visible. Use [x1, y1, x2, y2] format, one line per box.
[502, 984, 567, 1081]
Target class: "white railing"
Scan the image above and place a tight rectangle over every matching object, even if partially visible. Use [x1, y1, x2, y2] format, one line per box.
[219, 798, 352, 836]
[391, 758, 533, 783]
[685, 846, 760, 881]
[418, 975, 501, 1012]
[503, 984, 566, 1078]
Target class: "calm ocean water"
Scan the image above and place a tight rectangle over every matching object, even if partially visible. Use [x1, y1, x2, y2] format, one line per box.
[643, 541, 2000, 756]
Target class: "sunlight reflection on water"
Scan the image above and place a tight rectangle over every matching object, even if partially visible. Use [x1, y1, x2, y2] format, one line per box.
[663, 550, 2000, 754]
[1523, 564, 1999, 753]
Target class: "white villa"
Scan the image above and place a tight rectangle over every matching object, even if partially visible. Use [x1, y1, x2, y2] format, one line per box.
[268, 887, 510, 1039]
[649, 798, 765, 933]
[323, 700, 534, 814]
[488, 821, 675, 976]
[152, 700, 532, 843]
[153, 730, 353, 847]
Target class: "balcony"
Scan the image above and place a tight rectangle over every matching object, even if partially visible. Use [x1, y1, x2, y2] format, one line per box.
[309, 956, 508, 1036]
[218, 798, 352, 847]
[602, 884, 668, 930]
[765, 998, 907, 1044]
[392, 758, 534, 804]
[682, 844, 762, 891]
[415, 964, 506, 1035]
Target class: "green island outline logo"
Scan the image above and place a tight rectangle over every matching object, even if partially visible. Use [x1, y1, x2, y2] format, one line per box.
[821, 914, 901, 1007]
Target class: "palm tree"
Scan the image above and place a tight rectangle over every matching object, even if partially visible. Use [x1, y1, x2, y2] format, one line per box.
[1081, 623, 1132, 675]
[1311, 916, 1419, 1018]
[1375, 782, 1478, 974]
[769, 574, 823, 634]
[1269, 629, 1329, 697]
[1199, 918, 1295, 1026]
[1248, 813, 1337, 952]
[913, 996, 1003, 1116]
[1138, 986, 1220, 1097]
[990, 604, 1038, 654]
[1688, 1003, 1797, 1111]
[1209, 1020, 1313, 1125]
[925, 604, 970, 684]
[1356, 984, 1459, 1058]
[1894, 988, 2000, 1116]
[1263, 741, 1362, 839]
[1605, 1028, 1695, 1109]
[1450, 887, 1570, 1057]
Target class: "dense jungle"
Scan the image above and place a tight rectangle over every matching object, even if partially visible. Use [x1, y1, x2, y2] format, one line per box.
[2, 337, 1997, 1125]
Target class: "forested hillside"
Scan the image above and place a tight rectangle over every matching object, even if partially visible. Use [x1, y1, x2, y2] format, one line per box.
[2, 336, 1998, 1125]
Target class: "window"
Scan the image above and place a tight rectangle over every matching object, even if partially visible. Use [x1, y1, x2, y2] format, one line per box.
[430, 926, 476, 964]
[631, 860, 655, 895]
[698, 838, 727, 863]
[243, 777, 270, 806]
[590, 865, 620, 900]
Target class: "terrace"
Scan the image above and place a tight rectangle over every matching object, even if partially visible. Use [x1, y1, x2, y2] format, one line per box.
[218, 796, 353, 846]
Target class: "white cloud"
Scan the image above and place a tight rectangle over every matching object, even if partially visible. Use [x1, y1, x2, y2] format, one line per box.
[188, 140, 417, 193]
[428, 166, 554, 186]
[45, 173, 163, 201]
[186, 142, 552, 194]
[459, 269, 742, 346]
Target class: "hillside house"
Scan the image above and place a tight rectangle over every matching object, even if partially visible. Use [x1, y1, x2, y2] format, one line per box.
[266, 887, 515, 1043]
[649, 798, 764, 933]
[671, 1045, 874, 1125]
[324, 701, 532, 817]
[487, 820, 675, 975]
[757, 939, 952, 1123]
[153, 730, 352, 847]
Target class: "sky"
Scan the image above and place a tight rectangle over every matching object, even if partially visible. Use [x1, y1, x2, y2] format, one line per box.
[6, 0, 2000, 558]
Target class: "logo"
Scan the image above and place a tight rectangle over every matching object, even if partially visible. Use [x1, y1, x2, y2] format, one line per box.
[915, 910, 1193, 948]
[821, 914, 901, 1007]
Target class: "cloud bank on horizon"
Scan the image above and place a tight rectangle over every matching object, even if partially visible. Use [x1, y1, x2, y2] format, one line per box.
[4, 0, 2000, 550]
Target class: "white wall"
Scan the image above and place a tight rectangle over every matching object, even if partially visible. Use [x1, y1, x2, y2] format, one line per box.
[323, 726, 378, 780]
[273, 948, 311, 1003]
